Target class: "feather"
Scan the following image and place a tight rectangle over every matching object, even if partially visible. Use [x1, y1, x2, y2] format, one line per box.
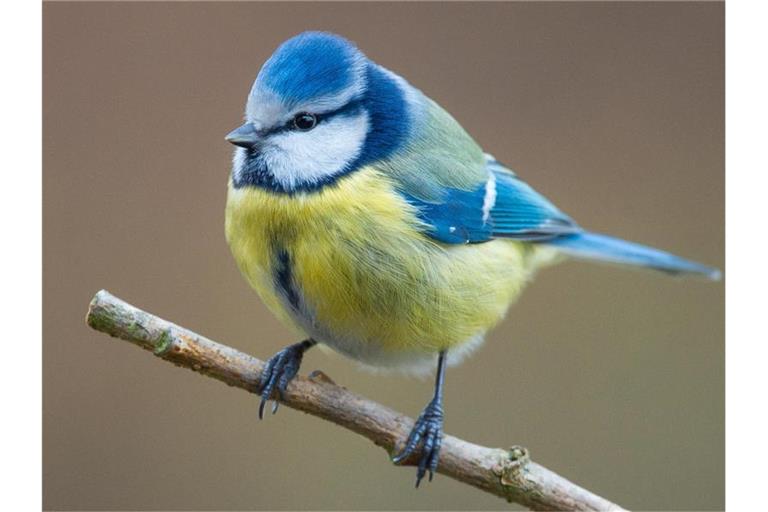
[545, 232, 721, 279]
[396, 151, 580, 244]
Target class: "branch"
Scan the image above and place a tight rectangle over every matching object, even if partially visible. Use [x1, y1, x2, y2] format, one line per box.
[86, 290, 625, 511]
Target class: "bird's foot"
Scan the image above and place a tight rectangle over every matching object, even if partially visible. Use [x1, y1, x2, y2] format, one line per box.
[392, 398, 444, 487]
[258, 339, 314, 419]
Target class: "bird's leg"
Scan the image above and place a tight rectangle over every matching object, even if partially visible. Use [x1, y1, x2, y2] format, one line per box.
[392, 350, 447, 487]
[258, 338, 316, 419]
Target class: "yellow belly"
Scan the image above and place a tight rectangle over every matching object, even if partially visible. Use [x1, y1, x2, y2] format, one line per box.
[225, 167, 544, 370]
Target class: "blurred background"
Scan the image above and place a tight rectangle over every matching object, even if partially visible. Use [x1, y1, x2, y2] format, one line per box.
[43, 2, 723, 510]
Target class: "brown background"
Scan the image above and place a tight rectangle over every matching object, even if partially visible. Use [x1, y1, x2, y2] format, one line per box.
[43, 2, 724, 510]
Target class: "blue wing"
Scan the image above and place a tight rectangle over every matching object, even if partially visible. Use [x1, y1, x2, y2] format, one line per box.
[398, 155, 720, 279]
[400, 155, 580, 244]
[375, 83, 719, 277]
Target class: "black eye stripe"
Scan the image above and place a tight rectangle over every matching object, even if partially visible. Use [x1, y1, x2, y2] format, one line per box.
[261, 98, 365, 137]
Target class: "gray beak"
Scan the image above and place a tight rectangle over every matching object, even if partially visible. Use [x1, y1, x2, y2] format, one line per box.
[225, 123, 260, 148]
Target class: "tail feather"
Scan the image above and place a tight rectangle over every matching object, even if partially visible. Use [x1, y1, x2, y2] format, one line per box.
[545, 232, 721, 280]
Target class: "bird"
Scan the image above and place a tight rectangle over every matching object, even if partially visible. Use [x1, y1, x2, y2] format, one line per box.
[224, 31, 720, 487]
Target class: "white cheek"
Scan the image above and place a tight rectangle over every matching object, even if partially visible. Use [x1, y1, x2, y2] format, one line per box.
[262, 111, 369, 189]
[231, 147, 247, 182]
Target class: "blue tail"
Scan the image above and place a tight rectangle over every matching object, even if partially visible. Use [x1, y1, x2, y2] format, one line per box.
[545, 232, 721, 280]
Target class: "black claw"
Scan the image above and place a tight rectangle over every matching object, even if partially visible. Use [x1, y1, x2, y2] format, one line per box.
[258, 371, 278, 419]
[257, 340, 313, 419]
[416, 453, 428, 488]
[428, 433, 442, 481]
[392, 398, 444, 487]
[258, 398, 268, 420]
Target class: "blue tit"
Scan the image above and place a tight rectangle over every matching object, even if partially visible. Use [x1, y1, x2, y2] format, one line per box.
[224, 31, 720, 486]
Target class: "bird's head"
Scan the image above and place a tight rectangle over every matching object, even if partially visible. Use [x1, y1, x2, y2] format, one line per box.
[227, 31, 412, 193]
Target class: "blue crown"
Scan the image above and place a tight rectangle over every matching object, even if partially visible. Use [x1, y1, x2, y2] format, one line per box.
[256, 31, 364, 104]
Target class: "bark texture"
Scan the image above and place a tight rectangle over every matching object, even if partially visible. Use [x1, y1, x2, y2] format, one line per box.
[86, 289, 626, 511]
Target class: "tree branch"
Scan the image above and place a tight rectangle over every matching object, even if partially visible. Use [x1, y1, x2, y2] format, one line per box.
[85, 290, 625, 511]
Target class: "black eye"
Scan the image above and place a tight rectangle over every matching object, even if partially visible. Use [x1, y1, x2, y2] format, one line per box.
[293, 112, 317, 131]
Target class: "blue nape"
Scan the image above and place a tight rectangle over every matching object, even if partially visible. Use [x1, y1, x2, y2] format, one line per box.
[346, 63, 410, 173]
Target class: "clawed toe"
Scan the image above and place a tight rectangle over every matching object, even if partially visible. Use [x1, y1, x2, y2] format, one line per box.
[392, 400, 444, 487]
[257, 339, 315, 419]
[392, 351, 448, 487]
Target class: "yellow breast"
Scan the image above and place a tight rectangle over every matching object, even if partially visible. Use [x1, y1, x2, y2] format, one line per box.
[225, 167, 540, 370]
